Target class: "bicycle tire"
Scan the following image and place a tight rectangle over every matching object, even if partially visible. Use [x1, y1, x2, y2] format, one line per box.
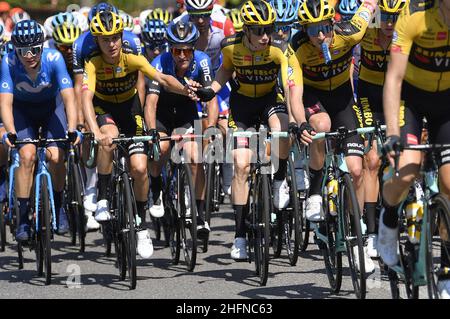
[286, 156, 302, 266]
[341, 173, 366, 299]
[37, 178, 52, 285]
[320, 184, 343, 293]
[113, 176, 127, 280]
[428, 194, 450, 299]
[271, 211, 283, 259]
[178, 164, 197, 272]
[252, 172, 271, 286]
[121, 173, 137, 290]
[164, 164, 180, 264]
[0, 203, 5, 252]
[11, 195, 23, 269]
[71, 161, 86, 253]
[203, 161, 216, 253]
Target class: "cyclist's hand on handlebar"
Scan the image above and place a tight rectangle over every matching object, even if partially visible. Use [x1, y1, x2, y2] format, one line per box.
[148, 129, 160, 144]
[196, 87, 216, 102]
[67, 130, 83, 145]
[299, 122, 316, 146]
[95, 132, 113, 147]
[382, 135, 402, 167]
[2, 132, 17, 148]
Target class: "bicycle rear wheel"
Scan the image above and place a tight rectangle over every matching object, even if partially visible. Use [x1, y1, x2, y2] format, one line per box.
[70, 161, 86, 253]
[341, 173, 366, 299]
[428, 194, 450, 299]
[320, 185, 342, 293]
[0, 203, 5, 252]
[121, 173, 137, 290]
[286, 156, 302, 266]
[252, 173, 271, 286]
[204, 161, 216, 253]
[178, 164, 197, 272]
[36, 178, 52, 285]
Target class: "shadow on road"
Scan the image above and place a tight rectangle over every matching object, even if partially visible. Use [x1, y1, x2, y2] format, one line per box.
[239, 283, 353, 299]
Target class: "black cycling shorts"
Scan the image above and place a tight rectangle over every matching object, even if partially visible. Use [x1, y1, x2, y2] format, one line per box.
[400, 82, 450, 167]
[227, 91, 288, 149]
[94, 94, 147, 156]
[357, 79, 385, 128]
[303, 81, 364, 157]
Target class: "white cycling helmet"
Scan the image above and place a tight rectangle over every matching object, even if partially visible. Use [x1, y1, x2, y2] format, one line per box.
[44, 15, 55, 39]
[185, 0, 215, 12]
[72, 11, 89, 32]
[79, 6, 91, 19]
[119, 10, 134, 32]
[12, 11, 31, 24]
[139, 9, 153, 27]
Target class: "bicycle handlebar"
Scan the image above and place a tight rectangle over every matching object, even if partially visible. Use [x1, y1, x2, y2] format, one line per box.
[232, 131, 289, 138]
[312, 125, 387, 141]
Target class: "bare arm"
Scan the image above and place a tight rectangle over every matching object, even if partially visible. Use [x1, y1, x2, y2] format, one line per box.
[211, 65, 234, 94]
[152, 72, 191, 97]
[136, 71, 146, 107]
[206, 97, 219, 128]
[144, 93, 159, 130]
[289, 85, 306, 124]
[383, 51, 409, 137]
[60, 88, 78, 131]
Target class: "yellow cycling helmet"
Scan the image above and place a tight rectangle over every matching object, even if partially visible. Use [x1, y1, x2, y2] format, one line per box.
[90, 11, 124, 36]
[53, 21, 81, 45]
[379, 0, 408, 13]
[298, 0, 335, 25]
[240, 0, 276, 26]
[149, 8, 173, 25]
[227, 8, 244, 32]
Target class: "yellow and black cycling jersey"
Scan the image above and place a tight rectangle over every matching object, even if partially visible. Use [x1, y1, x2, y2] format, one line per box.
[291, 4, 372, 91]
[391, 0, 450, 92]
[83, 52, 158, 103]
[221, 32, 299, 98]
[359, 28, 391, 86]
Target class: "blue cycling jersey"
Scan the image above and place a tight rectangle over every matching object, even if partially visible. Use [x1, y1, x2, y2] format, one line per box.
[148, 50, 213, 95]
[0, 49, 73, 103]
[73, 30, 142, 75]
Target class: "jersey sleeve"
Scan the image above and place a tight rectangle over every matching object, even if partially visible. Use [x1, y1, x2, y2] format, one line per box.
[130, 54, 158, 80]
[51, 51, 73, 90]
[286, 44, 303, 87]
[147, 56, 162, 95]
[220, 41, 235, 71]
[197, 53, 214, 87]
[335, 4, 373, 46]
[72, 36, 84, 75]
[274, 47, 290, 90]
[391, 7, 421, 55]
[82, 58, 97, 93]
[0, 55, 13, 94]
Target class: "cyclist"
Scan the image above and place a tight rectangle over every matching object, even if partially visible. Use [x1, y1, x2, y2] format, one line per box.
[141, 19, 168, 63]
[184, 0, 233, 195]
[72, 2, 143, 218]
[145, 20, 218, 235]
[195, 0, 296, 260]
[357, 0, 407, 259]
[81, 11, 198, 259]
[0, 20, 81, 241]
[148, 8, 173, 26]
[227, 8, 243, 32]
[0, 1, 12, 36]
[45, 12, 78, 49]
[380, 0, 450, 298]
[293, 0, 377, 272]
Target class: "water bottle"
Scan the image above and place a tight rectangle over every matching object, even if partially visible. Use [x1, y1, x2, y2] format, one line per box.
[405, 182, 424, 244]
[321, 42, 332, 65]
[327, 169, 338, 216]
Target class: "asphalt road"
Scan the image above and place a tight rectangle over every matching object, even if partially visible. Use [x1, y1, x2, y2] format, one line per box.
[0, 200, 424, 299]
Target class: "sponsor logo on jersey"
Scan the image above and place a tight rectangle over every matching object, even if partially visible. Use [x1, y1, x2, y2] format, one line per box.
[105, 67, 113, 74]
[407, 134, 419, 145]
[244, 55, 252, 62]
[116, 67, 122, 74]
[358, 10, 370, 23]
[46, 51, 61, 62]
[16, 81, 52, 93]
[437, 32, 447, 40]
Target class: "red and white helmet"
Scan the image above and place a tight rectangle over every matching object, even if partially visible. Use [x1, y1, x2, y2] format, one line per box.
[185, 0, 215, 12]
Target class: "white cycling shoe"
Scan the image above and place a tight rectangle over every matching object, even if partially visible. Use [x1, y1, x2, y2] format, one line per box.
[231, 237, 248, 260]
[137, 229, 154, 259]
[95, 199, 112, 222]
[305, 195, 324, 222]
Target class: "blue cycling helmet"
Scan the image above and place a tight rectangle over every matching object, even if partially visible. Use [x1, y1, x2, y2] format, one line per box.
[270, 0, 301, 24]
[338, 0, 361, 16]
[88, 2, 118, 23]
[166, 20, 199, 46]
[0, 41, 13, 57]
[11, 20, 45, 47]
[52, 12, 78, 29]
[142, 19, 167, 44]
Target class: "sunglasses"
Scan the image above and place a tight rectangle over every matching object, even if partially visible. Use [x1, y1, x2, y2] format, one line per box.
[380, 12, 399, 23]
[247, 25, 274, 36]
[56, 44, 73, 53]
[145, 41, 168, 51]
[274, 24, 292, 33]
[189, 12, 212, 20]
[306, 24, 333, 37]
[171, 47, 194, 57]
[15, 44, 43, 57]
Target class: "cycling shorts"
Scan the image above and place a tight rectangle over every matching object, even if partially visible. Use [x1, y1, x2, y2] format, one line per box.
[304, 81, 364, 157]
[357, 79, 385, 128]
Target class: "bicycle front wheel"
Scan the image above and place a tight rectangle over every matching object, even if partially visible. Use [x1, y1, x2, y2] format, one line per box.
[286, 156, 302, 266]
[121, 173, 137, 290]
[178, 164, 197, 272]
[70, 161, 86, 253]
[36, 178, 52, 285]
[341, 173, 366, 299]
